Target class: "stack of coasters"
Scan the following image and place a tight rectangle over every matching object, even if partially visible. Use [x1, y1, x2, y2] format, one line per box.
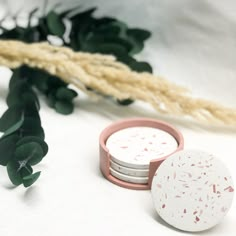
[99, 117, 184, 190]
[106, 127, 178, 184]
[99, 118, 234, 232]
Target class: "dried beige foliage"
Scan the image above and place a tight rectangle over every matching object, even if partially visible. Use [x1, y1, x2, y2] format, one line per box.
[0, 40, 235, 125]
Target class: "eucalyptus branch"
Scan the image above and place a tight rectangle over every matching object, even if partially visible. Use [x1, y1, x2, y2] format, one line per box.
[0, 68, 48, 187]
[0, 5, 154, 188]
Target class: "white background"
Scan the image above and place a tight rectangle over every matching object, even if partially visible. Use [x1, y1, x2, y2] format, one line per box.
[0, 0, 236, 236]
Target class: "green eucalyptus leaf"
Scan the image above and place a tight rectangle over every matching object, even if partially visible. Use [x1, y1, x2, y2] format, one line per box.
[8, 78, 28, 92]
[16, 136, 48, 157]
[93, 24, 120, 36]
[2, 113, 24, 138]
[128, 39, 144, 56]
[129, 61, 153, 73]
[34, 78, 49, 92]
[83, 40, 134, 66]
[93, 17, 116, 27]
[22, 117, 41, 130]
[0, 135, 19, 166]
[21, 26, 41, 43]
[7, 161, 22, 186]
[7, 80, 31, 106]
[46, 11, 65, 37]
[10, 66, 31, 86]
[112, 21, 127, 38]
[47, 75, 67, 89]
[117, 98, 134, 106]
[0, 105, 23, 132]
[22, 171, 41, 187]
[69, 34, 80, 51]
[17, 65, 36, 79]
[14, 142, 44, 166]
[37, 18, 49, 40]
[84, 35, 133, 53]
[21, 126, 45, 140]
[23, 103, 41, 121]
[8, 89, 39, 110]
[89, 43, 128, 57]
[20, 164, 33, 178]
[116, 53, 136, 65]
[22, 91, 40, 110]
[9, 69, 41, 113]
[9, 69, 22, 90]
[29, 69, 49, 92]
[19, 117, 44, 140]
[47, 92, 57, 108]
[24, 67, 49, 86]
[76, 18, 95, 45]
[0, 27, 24, 40]
[125, 29, 151, 55]
[55, 87, 78, 101]
[126, 28, 151, 41]
[55, 100, 73, 115]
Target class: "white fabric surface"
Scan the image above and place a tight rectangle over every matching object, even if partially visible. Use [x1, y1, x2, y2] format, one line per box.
[0, 1, 236, 236]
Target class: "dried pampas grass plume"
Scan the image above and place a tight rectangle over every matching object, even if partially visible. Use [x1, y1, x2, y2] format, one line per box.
[0, 40, 235, 125]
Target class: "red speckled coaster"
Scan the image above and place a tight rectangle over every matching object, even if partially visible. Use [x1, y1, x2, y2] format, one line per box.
[151, 150, 234, 232]
[106, 126, 178, 169]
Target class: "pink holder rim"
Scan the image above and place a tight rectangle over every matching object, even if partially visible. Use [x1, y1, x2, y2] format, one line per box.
[99, 117, 184, 190]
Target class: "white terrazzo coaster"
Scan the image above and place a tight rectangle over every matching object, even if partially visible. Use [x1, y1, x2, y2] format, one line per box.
[110, 160, 149, 177]
[110, 167, 148, 184]
[106, 127, 178, 169]
[151, 150, 234, 232]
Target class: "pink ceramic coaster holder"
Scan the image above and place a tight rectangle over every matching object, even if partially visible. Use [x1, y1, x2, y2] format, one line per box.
[99, 118, 184, 190]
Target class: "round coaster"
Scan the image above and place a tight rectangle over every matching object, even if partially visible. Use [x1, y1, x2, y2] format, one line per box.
[110, 167, 148, 184]
[106, 126, 178, 169]
[110, 160, 149, 177]
[99, 117, 184, 190]
[151, 150, 234, 232]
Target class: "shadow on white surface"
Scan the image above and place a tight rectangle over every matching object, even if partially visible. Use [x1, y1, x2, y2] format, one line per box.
[23, 186, 41, 205]
[3, 183, 18, 190]
[2, 182, 41, 205]
[76, 96, 236, 134]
